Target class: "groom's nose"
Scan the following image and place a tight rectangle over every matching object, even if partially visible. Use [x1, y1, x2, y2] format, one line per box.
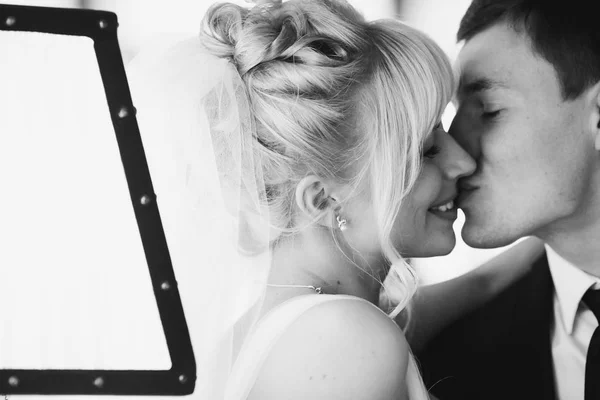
[448, 110, 481, 160]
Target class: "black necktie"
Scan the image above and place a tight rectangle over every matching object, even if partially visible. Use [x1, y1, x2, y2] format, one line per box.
[583, 289, 600, 400]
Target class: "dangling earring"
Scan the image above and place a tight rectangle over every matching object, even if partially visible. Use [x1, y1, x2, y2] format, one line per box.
[336, 214, 348, 231]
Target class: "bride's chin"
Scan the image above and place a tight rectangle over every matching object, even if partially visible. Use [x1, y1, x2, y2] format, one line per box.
[432, 234, 456, 256]
[407, 232, 456, 258]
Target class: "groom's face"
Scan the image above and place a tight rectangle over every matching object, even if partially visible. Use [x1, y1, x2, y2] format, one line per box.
[450, 21, 596, 248]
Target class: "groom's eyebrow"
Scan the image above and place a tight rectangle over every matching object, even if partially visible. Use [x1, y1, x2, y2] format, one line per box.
[459, 77, 508, 96]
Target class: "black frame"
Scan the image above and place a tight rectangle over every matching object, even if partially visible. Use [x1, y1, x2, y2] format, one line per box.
[0, 4, 196, 396]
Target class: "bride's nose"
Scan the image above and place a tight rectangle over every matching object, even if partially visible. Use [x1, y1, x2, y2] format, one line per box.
[437, 133, 476, 180]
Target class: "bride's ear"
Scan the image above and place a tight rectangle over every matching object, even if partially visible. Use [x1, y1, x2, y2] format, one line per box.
[295, 175, 340, 228]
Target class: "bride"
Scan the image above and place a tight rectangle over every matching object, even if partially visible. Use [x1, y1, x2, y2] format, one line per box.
[128, 0, 543, 398]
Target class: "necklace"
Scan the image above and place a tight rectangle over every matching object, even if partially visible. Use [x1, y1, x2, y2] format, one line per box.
[266, 283, 323, 294]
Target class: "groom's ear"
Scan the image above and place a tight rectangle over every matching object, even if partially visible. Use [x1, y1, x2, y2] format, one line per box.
[589, 80, 600, 151]
[295, 175, 341, 228]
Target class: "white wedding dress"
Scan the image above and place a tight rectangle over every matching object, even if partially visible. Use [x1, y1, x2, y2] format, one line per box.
[225, 294, 429, 400]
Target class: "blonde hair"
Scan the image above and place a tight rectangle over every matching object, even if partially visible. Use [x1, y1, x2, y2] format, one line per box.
[201, 0, 453, 318]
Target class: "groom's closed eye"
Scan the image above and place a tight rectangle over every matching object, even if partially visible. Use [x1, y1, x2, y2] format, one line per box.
[457, 76, 514, 122]
[481, 109, 502, 120]
[456, 96, 505, 125]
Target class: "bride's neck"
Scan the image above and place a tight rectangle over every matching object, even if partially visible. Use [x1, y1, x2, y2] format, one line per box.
[267, 227, 388, 304]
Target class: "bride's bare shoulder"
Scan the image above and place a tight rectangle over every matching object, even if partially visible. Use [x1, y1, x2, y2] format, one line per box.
[249, 296, 410, 400]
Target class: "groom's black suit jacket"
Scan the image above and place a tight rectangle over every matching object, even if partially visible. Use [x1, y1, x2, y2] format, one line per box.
[417, 253, 558, 400]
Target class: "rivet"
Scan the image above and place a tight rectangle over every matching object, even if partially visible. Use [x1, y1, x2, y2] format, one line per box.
[5, 16, 16, 27]
[98, 19, 108, 29]
[93, 377, 104, 388]
[161, 281, 171, 291]
[8, 375, 19, 387]
[118, 107, 129, 118]
[178, 374, 188, 384]
[140, 194, 151, 205]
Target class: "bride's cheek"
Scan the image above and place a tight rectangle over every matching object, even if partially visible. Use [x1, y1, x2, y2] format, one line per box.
[409, 164, 442, 215]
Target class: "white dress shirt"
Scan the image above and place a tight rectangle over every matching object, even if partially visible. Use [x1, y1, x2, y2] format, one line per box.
[546, 245, 600, 400]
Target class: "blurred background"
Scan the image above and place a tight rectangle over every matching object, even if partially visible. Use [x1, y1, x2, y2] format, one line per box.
[3, 0, 473, 63]
[1, 0, 514, 285]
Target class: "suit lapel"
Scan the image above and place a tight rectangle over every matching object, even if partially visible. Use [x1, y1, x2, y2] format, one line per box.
[510, 254, 557, 399]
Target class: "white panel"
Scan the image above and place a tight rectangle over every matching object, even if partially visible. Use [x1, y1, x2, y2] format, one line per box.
[0, 31, 170, 371]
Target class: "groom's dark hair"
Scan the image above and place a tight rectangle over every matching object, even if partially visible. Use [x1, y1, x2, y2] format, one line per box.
[458, 0, 600, 100]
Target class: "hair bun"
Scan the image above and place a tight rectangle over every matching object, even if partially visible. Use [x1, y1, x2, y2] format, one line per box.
[235, 3, 360, 75]
[201, 3, 247, 60]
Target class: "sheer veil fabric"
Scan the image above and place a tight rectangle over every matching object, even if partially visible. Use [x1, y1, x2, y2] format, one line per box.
[127, 37, 273, 398]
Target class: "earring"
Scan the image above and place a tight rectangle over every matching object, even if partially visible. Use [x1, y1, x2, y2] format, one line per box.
[336, 214, 348, 231]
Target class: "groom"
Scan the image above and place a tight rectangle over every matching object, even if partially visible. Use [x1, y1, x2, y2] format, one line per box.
[418, 0, 600, 399]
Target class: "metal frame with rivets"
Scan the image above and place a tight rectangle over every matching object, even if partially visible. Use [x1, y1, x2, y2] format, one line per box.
[0, 3, 196, 396]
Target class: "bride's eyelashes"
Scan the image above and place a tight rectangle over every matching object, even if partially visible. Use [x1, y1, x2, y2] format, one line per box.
[423, 122, 444, 159]
[423, 144, 441, 159]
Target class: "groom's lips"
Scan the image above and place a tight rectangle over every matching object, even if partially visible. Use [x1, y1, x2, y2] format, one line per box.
[457, 180, 479, 207]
